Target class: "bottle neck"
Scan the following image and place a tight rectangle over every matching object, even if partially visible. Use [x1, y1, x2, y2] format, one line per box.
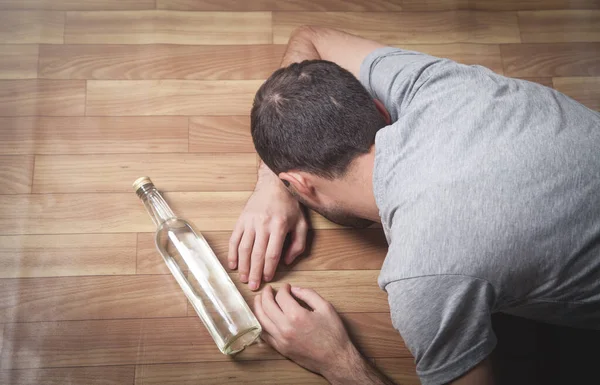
[139, 187, 176, 227]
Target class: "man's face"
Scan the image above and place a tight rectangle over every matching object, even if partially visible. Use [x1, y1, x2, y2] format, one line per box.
[288, 187, 374, 229]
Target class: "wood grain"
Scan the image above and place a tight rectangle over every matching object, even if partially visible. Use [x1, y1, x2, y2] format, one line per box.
[86, 80, 261, 116]
[156, 0, 404, 11]
[0, 234, 137, 278]
[0, 192, 338, 235]
[137, 229, 387, 274]
[501, 43, 600, 77]
[0, 0, 154, 10]
[189, 116, 254, 153]
[373, 358, 420, 385]
[0, 366, 135, 385]
[519, 10, 600, 43]
[191, 270, 388, 314]
[135, 361, 326, 385]
[0, 80, 85, 116]
[397, 43, 504, 74]
[39, 44, 285, 80]
[553, 77, 600, 110]
[401, 0, 600, 11]
[516, 78, 555, 88]
[65, 11, 272, 45]
[0, 117, 188, 155]
[0, 45, 38, 79]
[0, 11, 64, 44]
[273, 11, 521, 44]
[32, 153, 258, 193]
[0, 275, 187, 322]
[0, 156, 34, 194]
[0, 313, 406, 369]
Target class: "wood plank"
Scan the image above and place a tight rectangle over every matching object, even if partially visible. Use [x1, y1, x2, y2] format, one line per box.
[1, 313, 407, 369]
[137, 229, 387, 274]
[32, 153, 258, 193]
[135, 361, 326, 385]
[65, 11, 272, 45]
[157, 0, 404, 11]
[0, 0, 154, 10]
[0, 234, 137, 278]
[273, 11, 521, 44]
[0, 117, 188, 155]
[373, 358, 420, 385]
[189, 116, 253, 153]
[185, 270, 387, 314]
[86, 80, 261, 116]
[39, 44, 285, 80]
[519, 10, 600, 43]
[0, 156, 34, 194]
[501, 43, 600, 77]
[0, 366, 135, 385]
[0, 192, 339, 235]
[401, 0, 600, 11]
[515, 77, 555, 88]
[0, 11, 64, 44]
[397, 43, 503, 74]
[553, 77, 600, 110]
[0, 45, 38, 79]
[0, 275, 187, 322]
[0, 80, 85, 116]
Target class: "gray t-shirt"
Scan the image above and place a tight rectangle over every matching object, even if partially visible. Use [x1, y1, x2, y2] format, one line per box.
[359, 47, 600, 385]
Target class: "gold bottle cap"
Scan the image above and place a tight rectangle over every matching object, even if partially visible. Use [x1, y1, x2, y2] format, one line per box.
[132, 176, 153, 192]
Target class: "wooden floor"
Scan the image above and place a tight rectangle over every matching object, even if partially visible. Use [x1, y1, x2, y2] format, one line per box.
[1, 1, 599, 384]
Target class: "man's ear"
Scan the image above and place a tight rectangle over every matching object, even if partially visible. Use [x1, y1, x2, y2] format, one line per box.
[279, 171, 317, 200]
[374, 99, 391, 125]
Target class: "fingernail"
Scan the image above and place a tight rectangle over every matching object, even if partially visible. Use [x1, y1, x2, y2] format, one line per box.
[240, 274, 248, 282]
[249, 281, 258, 290]
[228, 262, 236, 269]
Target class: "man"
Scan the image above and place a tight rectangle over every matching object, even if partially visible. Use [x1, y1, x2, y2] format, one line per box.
[227, 26, 600, 385]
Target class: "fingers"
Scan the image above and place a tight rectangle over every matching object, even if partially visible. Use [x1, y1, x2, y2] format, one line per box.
[253, 293, 278, 335]
[290, 286, 331, 312]
[227, 223, 244, 270]
[237, 229, 255, 283]
[263, 227, 287, 283]
[275, 283, 306, 316]
[261, 285, 287, 326]
[248, 231, 269, 291]
[283, 220, 308, 265]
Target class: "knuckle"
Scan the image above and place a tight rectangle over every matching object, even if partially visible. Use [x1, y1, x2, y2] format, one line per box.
[266, 253, 279, 262]
[238, 245, 252, 254]
[272, 216, 288, 228]
[256, 214, 270, 225]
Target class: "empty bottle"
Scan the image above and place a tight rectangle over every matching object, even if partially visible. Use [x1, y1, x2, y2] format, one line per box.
[133, 176, 261, 355]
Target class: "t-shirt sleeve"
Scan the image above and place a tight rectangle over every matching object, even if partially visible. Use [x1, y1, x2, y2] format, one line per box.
[385, 275, 497, 385]
[359, 47, 445, 121]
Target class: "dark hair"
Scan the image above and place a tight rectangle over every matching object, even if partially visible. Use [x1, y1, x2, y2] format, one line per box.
[251, 60, 387, 179]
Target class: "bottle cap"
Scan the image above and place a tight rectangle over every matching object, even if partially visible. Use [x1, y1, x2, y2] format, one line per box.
[132, 176, 153, 192]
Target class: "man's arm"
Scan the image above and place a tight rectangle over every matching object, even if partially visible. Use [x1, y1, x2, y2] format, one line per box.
[228, 26, 384, 290]
[254, 284, 494, 385]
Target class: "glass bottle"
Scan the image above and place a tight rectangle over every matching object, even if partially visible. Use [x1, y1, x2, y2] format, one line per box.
[133, 176, 261, 355]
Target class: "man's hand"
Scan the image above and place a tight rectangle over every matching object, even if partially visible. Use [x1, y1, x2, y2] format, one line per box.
[254, 284, 357, 375]
[228, 172, 308, 291]
[254, 284, 395, 385]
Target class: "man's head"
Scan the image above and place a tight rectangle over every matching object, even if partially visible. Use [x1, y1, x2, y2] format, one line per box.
[251, 60, 389, 227]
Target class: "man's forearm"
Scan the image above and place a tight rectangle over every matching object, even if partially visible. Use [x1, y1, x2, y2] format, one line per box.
[324, 347, 396, 385]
